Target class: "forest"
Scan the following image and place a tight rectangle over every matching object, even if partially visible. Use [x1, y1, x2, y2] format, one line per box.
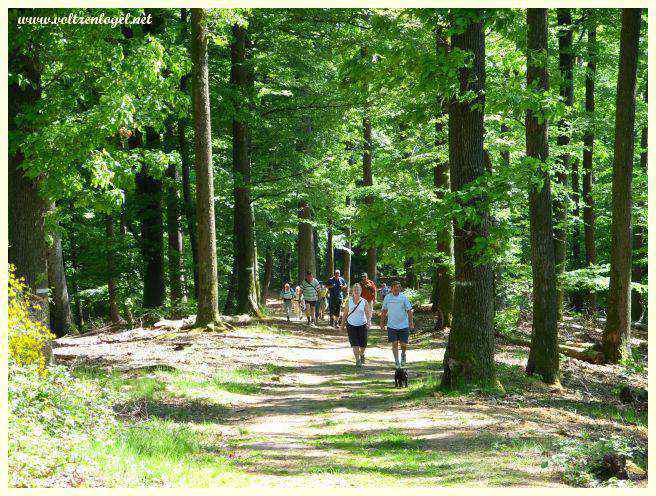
[7, 7, 649, 488]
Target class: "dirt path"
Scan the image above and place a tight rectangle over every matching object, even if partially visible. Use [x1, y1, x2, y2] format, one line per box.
[53, 301, 646, 487]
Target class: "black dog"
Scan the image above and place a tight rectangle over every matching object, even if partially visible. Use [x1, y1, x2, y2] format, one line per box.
[394, 368, 408, 388]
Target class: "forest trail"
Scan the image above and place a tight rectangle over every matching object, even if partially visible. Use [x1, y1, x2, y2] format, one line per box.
[52, 300, 645, 487]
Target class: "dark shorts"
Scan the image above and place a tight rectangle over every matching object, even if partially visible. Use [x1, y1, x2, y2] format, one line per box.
[388, 327, 410, 344]
[305, 300, 317, 309]
[329, 296, 343, 315]
[347, 324, 368, 348]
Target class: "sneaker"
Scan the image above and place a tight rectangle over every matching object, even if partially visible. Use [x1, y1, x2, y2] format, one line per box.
[401, 351, 406, 366]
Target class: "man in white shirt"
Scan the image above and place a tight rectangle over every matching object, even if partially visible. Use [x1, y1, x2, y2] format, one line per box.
[380, 281, 414, 368]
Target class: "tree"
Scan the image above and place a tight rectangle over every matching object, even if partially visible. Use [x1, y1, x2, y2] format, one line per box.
[582, 20, 597, 313]
[603, 8, 642, 363]
[191, 8, 219, 325]
[8, 35, 49, 329]
[134, 129, 166, 309]
[231, 22, 261, 316]
[166, 123, 185, 308]
[46, 219, 74, 336]
[431, 112, 454, 327]
[441, 10, 496, 389]
[106, 215, 125, 324]
[552, 9, 574, 319]
[297, 201, 316, 281]
[525, 8, 559, 384]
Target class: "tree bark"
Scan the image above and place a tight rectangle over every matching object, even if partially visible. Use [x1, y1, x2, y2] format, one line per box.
[631, 85, 647, 322]
[191, 8, 219, 325]
[69, 236, 84, 327]
[106, 215, 125, 324]
[553, 8, 574, 320]
[603, 8, 642, 363]
[525, 8, 560, 384]
[135, 131, 165, 309]
[441, 11, 496, 389]
[297, 202, 316, 282]
[230, 23, 261, 316]
[362, 106, 377, 281]
[179, 9, 199, 299]
[327, 216, 334, 277]
[431, 114, 455, 326]
[582, 23, 597, 313]
[344, 197, 352, 286]
[166, 123, 185, 308]
[46, 219, 74, 337]
[8, 39, 50, 329]
[262, 249, 273, 303]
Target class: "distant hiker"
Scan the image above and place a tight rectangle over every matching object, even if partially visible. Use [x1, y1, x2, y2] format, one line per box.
[380, 280, 414, 369]
[317, 283, 328, 320]
[379, 282, 391, 300]
[293, 285, 304, 320]
[340, 283, 372, 367]
[326, 269, 347, 327]
[280, 283, 294, 321]
[360, 272, 377, 305]
[301, 271, 320, 325]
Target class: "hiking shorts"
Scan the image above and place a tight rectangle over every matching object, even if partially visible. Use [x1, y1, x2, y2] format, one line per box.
[305, 300, 317, 310]
[347, 323, 368, 348]
[387, 327, 410, 344]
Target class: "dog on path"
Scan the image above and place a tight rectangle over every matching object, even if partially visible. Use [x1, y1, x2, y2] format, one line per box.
[394, 368, 408, 388]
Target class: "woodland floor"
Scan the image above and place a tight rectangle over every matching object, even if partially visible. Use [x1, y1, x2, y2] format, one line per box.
[52, 300, 648, 487]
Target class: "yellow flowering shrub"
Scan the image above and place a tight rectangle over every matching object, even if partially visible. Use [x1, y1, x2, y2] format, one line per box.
[8, 264, 54, 371]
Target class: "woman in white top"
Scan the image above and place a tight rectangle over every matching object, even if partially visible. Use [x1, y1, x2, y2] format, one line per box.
[340, 283, 373, 367]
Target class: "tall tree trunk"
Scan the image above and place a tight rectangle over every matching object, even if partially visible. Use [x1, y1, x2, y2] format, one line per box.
[135, 131, 165, 309]
[191, 8, 219, 325]
[230, 23, 260, 316]
[262, 249, 273, 303]
[8, 40, 49, 329]
[179, 9, 199, 299]
[106, 215, 125, 324]
[431, 113, 455, 326]
[69, 236, 84, 328]
[46, 218, 74, 337]
[362, 106, 377, 280]
[327, 216, 334, 277]
[166, 124, 185, 308]
[603, 8, 642, 363]
[344, 198, 352, 286]
[631, 85, 647, 322]
[297, 202, 316, 282]
[404, 257, 417, 289]
[582, 23, 597, 313]
[525, 9, 559, 384]
[441, 11, 496, 389]
[552, 8, 574, 320]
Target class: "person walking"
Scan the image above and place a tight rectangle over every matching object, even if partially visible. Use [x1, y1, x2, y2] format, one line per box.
[300, 271, 320, 325]
[317, 283, 328, 321]
[380, 280, 414, 369]
[360, 272, 377, 305]
[280, 283, 294, 321]
[340, 283, 372, 367]
[326, 269, 347, 327]
[293, 285, 304, 321]
[379, 282, 391, 300]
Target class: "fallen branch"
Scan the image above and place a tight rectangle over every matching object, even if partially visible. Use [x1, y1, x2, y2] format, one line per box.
[499, 334, 603, 364]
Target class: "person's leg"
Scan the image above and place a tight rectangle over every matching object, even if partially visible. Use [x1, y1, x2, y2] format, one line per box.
[360, 326, 368, 362]
[305, 301, 311, 323]
[400, 329, 409, 365]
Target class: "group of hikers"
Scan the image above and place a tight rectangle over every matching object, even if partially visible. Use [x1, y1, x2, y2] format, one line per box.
[280, 270, 414, 369]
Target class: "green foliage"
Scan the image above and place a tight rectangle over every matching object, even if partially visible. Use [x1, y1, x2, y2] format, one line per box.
[548, 435, 644, 487]
[8, 363, 116, 487]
